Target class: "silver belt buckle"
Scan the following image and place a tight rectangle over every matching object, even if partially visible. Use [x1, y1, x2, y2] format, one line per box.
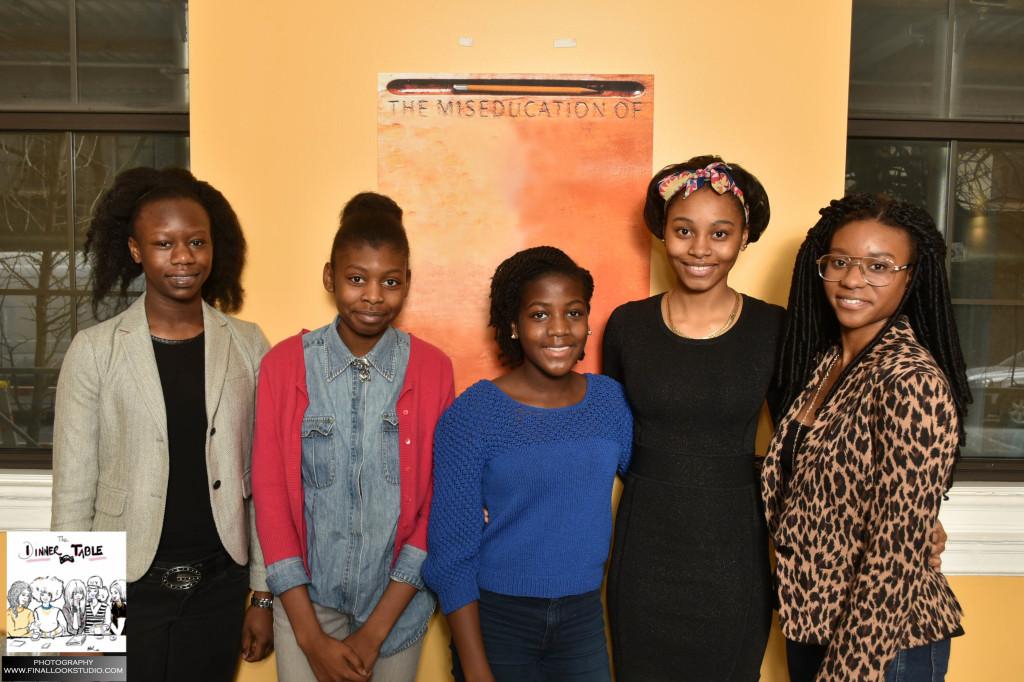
[161, 565, 202, 590]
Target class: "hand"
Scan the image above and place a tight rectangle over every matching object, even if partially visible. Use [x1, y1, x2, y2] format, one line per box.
[301, 632, 370, 682]
[241, 602, 274, 662]
[341, 625, 384, 675]
[928, 520, 948, 570]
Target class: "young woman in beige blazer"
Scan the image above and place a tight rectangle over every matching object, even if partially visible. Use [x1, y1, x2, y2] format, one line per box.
[51, 167, 273, 681]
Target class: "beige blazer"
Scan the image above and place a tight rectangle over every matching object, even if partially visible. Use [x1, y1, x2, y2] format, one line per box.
[51, 294, 270, 590]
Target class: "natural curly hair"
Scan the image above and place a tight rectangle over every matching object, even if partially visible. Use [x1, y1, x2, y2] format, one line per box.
[489, 246, 595, 366]
[643, 154, 771, 241]
[83, 166, 247, 317]
[773, 193, 971, 482]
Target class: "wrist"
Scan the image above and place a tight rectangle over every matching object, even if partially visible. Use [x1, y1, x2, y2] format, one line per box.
[249, 593, 273, 609]
[358, 617, 389, 646]
[295, 625, 327, 653]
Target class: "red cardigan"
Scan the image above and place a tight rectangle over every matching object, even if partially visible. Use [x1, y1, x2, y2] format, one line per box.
[252, 331, 455, 574]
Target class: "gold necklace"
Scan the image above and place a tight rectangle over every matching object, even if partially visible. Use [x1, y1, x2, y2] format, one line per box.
[664, 289, 742, 340]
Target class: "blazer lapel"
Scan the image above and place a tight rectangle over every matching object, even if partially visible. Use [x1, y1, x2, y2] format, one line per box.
[203, 303, 231, 423]
[116, 294, 168, 438]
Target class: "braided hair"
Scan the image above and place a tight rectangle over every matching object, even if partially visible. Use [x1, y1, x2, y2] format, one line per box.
[774, 193, 971, 451]
[84, 167, 247, 317]
[643, 154, 771, 241]
[489, 246, 595, 367]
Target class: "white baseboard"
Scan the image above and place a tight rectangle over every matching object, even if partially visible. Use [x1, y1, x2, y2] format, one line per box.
[939, 482, 1024, 576]
[0, 470, 52, 531]
[1, 473, 1021, 576]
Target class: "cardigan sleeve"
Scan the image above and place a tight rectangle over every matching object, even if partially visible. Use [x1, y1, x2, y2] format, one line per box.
[817, 369, 959, 682]
[251, 348, 311, 595]
[389, 352, 456, 590]
[420, 394, 487, 615]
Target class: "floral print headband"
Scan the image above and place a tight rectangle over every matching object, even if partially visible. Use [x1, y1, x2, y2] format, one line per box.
[656, 161, 749, 225]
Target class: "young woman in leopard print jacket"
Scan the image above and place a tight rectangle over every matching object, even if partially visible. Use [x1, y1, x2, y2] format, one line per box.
[762, 193, 970, 682]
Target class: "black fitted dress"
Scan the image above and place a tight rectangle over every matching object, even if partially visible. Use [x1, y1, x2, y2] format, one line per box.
[604, 294, 784, 682]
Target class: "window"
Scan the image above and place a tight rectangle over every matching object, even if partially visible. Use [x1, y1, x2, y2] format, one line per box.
[0, 1, 189, 467]
[847, 0, 1024, 479]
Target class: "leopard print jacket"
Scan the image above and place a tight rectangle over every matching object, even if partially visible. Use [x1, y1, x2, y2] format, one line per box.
[761, 317, 962, 681]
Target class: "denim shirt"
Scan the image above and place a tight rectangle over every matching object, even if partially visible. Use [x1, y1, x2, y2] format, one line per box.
[266, 321, 434, 655]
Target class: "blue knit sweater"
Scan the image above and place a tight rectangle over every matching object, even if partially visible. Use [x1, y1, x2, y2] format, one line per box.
[422, 373, 633, 615]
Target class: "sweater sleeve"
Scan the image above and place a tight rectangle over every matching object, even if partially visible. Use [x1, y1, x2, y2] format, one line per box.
[421, 393, 487, 615]
[610, 379, 634, 475]
[817, 370, 959, 681]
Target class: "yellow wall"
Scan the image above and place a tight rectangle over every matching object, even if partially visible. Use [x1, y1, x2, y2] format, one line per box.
[185, 2, 1024, 681]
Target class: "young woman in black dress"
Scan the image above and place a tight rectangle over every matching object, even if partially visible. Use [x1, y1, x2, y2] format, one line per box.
[604, 155, 779, 681]
[605, 159, 950, 682]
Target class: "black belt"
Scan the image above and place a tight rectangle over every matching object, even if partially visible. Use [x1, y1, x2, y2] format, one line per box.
[141, 550, 236, 591]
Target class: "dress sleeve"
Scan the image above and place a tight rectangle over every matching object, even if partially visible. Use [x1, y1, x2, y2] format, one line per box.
[420, 396, 488, 615]
[51, 332, 101, 531]
[602, 307, 625, 383]
[817, 370, 959, 681]
[612, 381, 634, 475]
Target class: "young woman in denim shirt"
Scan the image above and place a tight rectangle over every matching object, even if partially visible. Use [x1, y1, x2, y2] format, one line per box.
[253, 193, 455, 682]
[424, 247, 633, 682]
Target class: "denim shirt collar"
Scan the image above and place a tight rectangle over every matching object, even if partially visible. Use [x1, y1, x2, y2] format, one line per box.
[322, 320, 400, 383]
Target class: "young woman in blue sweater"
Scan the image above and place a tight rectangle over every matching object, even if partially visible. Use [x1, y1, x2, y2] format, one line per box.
[422, 246, 633, 682]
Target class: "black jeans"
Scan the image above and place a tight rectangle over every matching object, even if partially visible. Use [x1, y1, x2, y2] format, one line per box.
[127, 558, 249, 682]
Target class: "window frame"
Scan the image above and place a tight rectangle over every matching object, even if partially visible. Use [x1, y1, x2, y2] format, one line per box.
[848, 116, 1024, 482]
[0, 113, 188, 470]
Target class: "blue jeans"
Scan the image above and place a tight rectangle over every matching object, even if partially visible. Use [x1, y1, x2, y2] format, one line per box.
[451, 589, 611, 682]
[786, 638, 951, 682]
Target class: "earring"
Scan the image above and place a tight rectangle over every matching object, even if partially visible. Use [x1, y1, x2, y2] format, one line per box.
[741, 244, 748, 251]
[511, 331, 518, 340]
[586, 329, 592, 336]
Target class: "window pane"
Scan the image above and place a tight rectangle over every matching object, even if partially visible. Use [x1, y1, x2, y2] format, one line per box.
[849, 0, 950, 118]
[844, 138, 950, 223]
[0, 295, 70, 449]
[959, 306, 1024, 458]
[950, 143, 1024, 301]
[0, 1, 72, 108]
[0, 133, 71, 290]
[949, 142, 1024, 459]
[76, 0, 188, 111]
[950, 0, 1024, 120]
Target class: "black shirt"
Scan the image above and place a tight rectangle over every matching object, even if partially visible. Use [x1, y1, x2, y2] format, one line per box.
[152, 333, 224, 562]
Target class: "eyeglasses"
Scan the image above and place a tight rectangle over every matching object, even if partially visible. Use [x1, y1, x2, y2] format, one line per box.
[816, 254, 912, 287]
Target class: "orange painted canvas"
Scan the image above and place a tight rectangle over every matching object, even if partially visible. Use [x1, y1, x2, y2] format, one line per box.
[378, 74, 653, 391]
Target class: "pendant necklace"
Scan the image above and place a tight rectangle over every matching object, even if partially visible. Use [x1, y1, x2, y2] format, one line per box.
[793, 350, 839, 449]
